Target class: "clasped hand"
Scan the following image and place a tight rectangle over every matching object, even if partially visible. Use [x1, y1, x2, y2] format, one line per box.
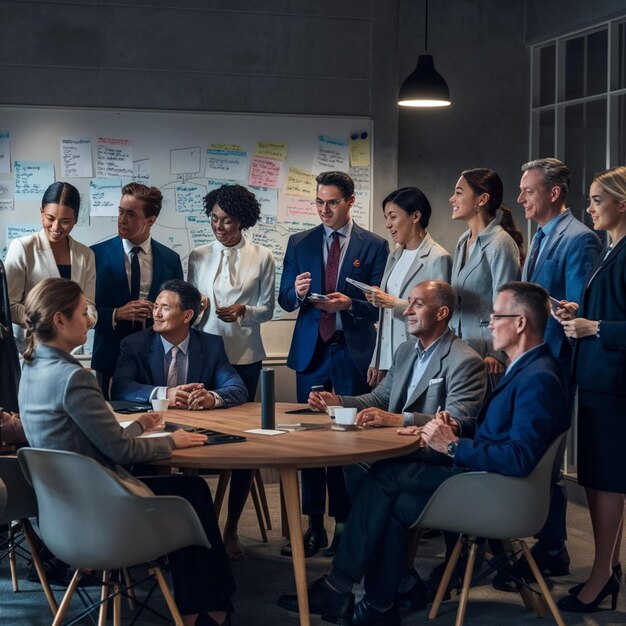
[167, 383, 215, 410]
[115, 299, 153, 322]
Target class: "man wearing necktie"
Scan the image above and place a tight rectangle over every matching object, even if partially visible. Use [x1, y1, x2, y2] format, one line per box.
[91, 183, 183, 399]
[516, 158, 602, 583]
[278, 171, 389, 557]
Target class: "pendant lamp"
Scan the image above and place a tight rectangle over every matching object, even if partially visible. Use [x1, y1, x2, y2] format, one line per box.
[398, 0, 451, 107]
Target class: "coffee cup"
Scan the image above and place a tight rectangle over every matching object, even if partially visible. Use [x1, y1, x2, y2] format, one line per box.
[151, 398, 169, 413]
[333, 407, 357, 426]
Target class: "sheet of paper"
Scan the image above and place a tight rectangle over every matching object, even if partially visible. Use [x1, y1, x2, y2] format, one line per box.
[14, 160, 55, 200]
[349, 135, 371, 167]
[0, 132, 11, 174]
[89, 178, 122, 217]
[281, 195, 317, 219]
[249, 186, 278, 217]
[133, 159, 151, 184]
[60, 137, 93, 178]
[248, 156, 281, 188]
[175, 183, 205, 214]
[170, 146, 201, 175]
[7, 224, 39, 244]
[0, 180, 14, 212]
[96, 137, 133, 178]
[205, 148, 248, 181]
[312, 135, 349, 174]
[284, 167, 316, 198]
[244, 428, 286, 436]
[209, 143, 243, 152]
[256, 141, 288, 161]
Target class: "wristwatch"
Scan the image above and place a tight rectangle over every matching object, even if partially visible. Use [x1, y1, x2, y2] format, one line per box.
[446, 440, 459, 458]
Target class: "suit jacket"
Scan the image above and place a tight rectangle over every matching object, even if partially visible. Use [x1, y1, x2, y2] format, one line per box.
[370, 234, 452, 369]
[111, 328, 248, 407]
[5, 229, 97, 331]
[188, 238, 275, 364]
[573, 237, 626, 396]
[522, 210, 602, 362]
[19, 344, 173, 468]
[91, 236, 183, 376]
[455, 343, 570, 477]
[278, 222, 389, 375]
[342, 329, 486, 435]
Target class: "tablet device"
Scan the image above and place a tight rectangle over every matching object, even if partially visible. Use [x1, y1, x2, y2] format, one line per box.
[111, 401, 152, 414]
[345, 277, 376, 293]
[308, 293, 330, 302]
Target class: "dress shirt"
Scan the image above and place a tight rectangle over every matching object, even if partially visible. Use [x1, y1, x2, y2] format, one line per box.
[402, 335, 442, 425]
[212, 237, 246, 310]
[151, 333, 224, 407]
[533, 210, 569, 267]
[322, 220, 353, 331]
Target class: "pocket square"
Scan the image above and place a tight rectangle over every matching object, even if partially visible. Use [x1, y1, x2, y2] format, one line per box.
[428, 378, 444, 385]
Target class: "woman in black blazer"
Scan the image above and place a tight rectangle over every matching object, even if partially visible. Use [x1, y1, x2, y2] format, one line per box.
[555, 166, 626, 614]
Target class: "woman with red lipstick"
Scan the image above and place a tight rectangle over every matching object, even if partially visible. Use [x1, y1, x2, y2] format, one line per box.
[188, 183, 275, 560]
[5, 181, 96, 350]
[365, 187, 451, 386]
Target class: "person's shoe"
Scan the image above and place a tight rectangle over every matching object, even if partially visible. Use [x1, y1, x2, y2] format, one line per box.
[396, 569, 430, 610]
[353, 597, 401, 626]
[195, 613, 232, 626]
[280, 528, 328, 558]
[557, 575, 620, 613]
[277, 576, 354, 625]
[520, 543, 570, 580]
[569, 564, 622, 596]
[323, 532, 342, 557]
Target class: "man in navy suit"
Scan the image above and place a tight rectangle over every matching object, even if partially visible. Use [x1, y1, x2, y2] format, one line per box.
[278, 282, 570, 625]
[91, 183, 183, 398]
[278, 171, 389, 557]
[111, 279, 247, 408]
[517, 158, 602, 579]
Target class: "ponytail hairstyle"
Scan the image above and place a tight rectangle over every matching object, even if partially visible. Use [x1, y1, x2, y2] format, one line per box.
[382, 186, 432, 228]
[41, 182, 81, 220]
[22, 278, 84, 364]
[461, 168, 525, 263]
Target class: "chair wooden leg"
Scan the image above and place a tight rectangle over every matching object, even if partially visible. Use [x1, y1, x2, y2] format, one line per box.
[454, 539, 478, 626]
[22, 518, 59, 615]
[520, 541, 566, 626]
[97, 570, 111, 626]
[112, 581, 122, 626]
[406, 526, 424, 568]
[429, 535, 463, 619]
[150, 566, 184, 626]
[52, 569, 82, 626]
[250, 479, 269, 542]
[122, 567, 136, 610]
[255, 469, 272, 530]
[498, 539, 540, 615]
[8, 523, 19, 591]
[214, 469, 232, 518]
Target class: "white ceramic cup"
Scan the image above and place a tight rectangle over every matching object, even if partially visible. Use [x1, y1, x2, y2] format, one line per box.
[333, 407, 357, 426]
[326, 405, 341, 418]
[151, 398, 169, 413]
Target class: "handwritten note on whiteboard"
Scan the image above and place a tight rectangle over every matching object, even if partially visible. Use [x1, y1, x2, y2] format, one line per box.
[284, 167, 316, 198]
[0, 132, 10, 174]
[349, 135, 370, 167]
[90, 178, 122, 217]
[205, 148, 248, 181]
[7, 223, 39, 243]
[0, 180, 14, 212]
[170, 147, 201, 175]
[60, 137, 93, 178]
[96, 137, 133, 178]
[133, 159, 151, 184]
[175, 183, 205, 214]
[250, 186, 278, 217]
[313, 135, 349, 174]
[256, 141, 288, 161]
[248, 156, 281, 188]
[14, 160, 55, 200]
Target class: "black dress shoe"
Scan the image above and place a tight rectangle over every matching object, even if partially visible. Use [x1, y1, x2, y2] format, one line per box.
[353, 597, 401, 626]
[323, 532, 342, 557]
[277, 577, 354, 625]
[396, 569, 430, 610]
[569, 564, 622, 596]
[520, 543, 570, 579]
[557, 575, 620, 613]
[280, 528, 328, 558]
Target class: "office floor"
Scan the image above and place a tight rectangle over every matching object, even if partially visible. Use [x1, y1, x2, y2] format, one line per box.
[2, 479, 625, 625]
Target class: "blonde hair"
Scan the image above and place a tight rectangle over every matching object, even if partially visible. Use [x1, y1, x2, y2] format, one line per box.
[22, 278, 83, 363]
[594, 166, 626, 204]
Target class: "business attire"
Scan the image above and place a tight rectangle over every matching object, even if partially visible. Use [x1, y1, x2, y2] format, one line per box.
[188, 237, 275, 400]
[91, 235, 183, 397]
[0, 259, 20, 413]
[5, 230, 97, 348]
[450, 220, 520, 360]
[19, 343, 235, 615]
[370, 235, 452, 371]
[278, 220, 388, 530]
[331, 343, 570, 607]
[573, 238, 626, 493]
[110, 327, 247, 408]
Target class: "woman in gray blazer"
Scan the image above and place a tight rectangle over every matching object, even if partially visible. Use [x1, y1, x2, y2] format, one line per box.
[19, 278, 235, 626]
[5, 182, 96, 350]
[449, 169, 523, 375]
[365, 187, 451, 387]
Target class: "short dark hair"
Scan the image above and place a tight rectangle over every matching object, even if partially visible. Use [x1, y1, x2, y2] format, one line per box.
[122, 182, 163, 218]
[382, 186, 432, 228]
[203, 184, 261, 230]
[42, 182, 81, 220]
[315, 171, 354, 198]
[521, 158, 571, 201]
[159, 279, 201, 325]
[497, 281, 550, 335]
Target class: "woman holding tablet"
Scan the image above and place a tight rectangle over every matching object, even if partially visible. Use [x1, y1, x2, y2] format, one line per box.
[364, 187, 451, 387]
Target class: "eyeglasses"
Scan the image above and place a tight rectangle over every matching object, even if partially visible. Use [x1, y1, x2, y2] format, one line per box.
[479, 314, 523, 327]
[315, 197, 346, 209]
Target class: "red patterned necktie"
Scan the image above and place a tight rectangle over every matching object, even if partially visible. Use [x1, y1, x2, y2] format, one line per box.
[319, 232, 341, 342]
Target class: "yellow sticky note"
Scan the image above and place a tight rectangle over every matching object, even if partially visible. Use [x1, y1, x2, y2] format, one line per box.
[284, 167, 317, 198]
[209, 143, 243, 151]
[257, 141, 289, 161]
[350, 136, 370, 167]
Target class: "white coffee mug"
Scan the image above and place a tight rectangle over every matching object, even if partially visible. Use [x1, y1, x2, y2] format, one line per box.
[333, 407, 357, 425]
[151, 398, 169, 412]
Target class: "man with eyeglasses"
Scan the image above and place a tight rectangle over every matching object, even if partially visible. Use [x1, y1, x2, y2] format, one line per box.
[278, 281, 570, 626]
[278, 170, 388, 558]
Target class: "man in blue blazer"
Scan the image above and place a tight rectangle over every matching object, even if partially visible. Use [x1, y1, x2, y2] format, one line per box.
[91, 183, 183, 398]
[278, 282, 570, 625]
[518, 158, 602, 577]
[111, 279, 247, 408]
[278, 171, 389, 557]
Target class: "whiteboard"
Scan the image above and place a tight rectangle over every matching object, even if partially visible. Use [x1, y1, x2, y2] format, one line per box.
[0, 106, 373, 358]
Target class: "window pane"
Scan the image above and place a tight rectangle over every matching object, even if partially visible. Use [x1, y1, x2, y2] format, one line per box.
[539, 44, 556, 106]
[565, 37, 585, 100]
[618, 94, 626, 167]
[618, 22, 626, 90]
[538, 109, 555, 156]
[563, 99, 606, 227]
[586, 29, 607, 96]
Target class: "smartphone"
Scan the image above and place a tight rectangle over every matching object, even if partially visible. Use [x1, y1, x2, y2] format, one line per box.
[549, 296, 561, 313]
[308, 293, 330, 302]
[310, 385, 325, 393]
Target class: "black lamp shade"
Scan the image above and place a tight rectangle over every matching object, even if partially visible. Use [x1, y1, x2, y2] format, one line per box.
[398, 54, 451, 107]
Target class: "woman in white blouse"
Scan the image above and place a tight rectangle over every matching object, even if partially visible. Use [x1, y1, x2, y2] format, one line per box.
[188, 183, 275, 560]
[5, 181, 96, 350]
[366, 187, 452, 386]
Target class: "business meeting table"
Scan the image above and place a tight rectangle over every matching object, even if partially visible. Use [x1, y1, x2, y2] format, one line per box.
[120, 402, 421, 626]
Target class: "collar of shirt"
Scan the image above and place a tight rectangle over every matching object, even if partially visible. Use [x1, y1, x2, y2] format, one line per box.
[540, 209, 569, 238]
[323, 219, 353, 241]
[122, 236, 152, 255]
[214, 236, 246, 254]
[414, 333, 444, 361]
[160, 332, 191, 357]
[505, 342, 544, 375]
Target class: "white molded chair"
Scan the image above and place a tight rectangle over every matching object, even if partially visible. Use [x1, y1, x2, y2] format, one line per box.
[18, 448, 212, 626]
[412, 432, 568, 626]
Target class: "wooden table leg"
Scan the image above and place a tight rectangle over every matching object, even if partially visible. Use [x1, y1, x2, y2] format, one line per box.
[280, 467, 310, 626]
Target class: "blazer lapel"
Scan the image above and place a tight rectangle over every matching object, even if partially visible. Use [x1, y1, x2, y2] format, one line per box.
[149, 241, 165, 301]
[586, 237, 626, 288]
[398, 236, 436, 298]
[149, 333, 166, 386]
[532, 213, 570, 279]
[302, 226, 325, 294]
[338, 223, 365, 287]
[110, 237, 131, 300]
[382, 248, 402, 291]
[36, 230, 59, 278]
